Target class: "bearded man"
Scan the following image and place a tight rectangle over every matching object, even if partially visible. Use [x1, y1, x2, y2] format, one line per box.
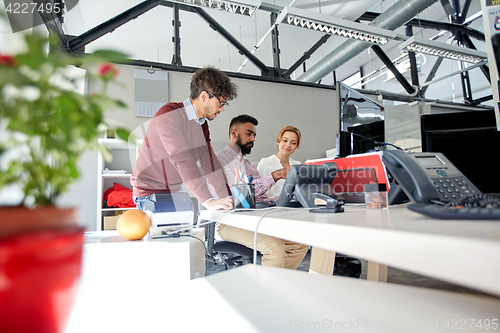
[211, 114, 309, 269]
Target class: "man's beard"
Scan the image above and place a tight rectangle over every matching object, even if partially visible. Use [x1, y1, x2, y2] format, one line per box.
[236, 136, 254, 155]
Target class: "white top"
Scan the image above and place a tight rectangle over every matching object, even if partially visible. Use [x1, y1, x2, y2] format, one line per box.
[257, 154, 300, 199]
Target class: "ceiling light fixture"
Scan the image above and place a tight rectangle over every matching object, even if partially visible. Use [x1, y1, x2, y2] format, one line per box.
[276, 6, 397, 45]
[399, 36, 487, 64]
[170, 0, 261, 16]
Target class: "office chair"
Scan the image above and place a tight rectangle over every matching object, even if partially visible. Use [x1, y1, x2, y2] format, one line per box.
[202, 219, 360, 276]
[205, 220, 261, 269]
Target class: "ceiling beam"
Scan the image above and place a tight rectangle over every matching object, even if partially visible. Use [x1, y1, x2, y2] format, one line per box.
[461, 32, 490, 82]
[471, 94, 493, 106]
[190, 6, 270, 75]
[282, 34, 331, 79]
[452, 0, 473, 104]
[67, 0, 163, 52]
[358, 12, 485, 41]
[439, 0, 455, 22]
[39, 0, 68, 47]
[107, 58, 495, 109]
[405, 25, 420, 88]
[270, 12, 282, 78]
[461, 0, 472, 21]
[371, 45, 416, 95]
[420, 57, 443, 96]
[171, 3, 182, 66]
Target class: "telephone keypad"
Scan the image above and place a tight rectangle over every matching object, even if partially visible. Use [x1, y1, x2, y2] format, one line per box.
[432, 177, 478, 202]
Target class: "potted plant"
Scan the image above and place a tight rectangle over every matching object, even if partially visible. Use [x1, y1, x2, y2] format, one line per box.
[0, 32, 129, 226]
[0, 28, 129, 333]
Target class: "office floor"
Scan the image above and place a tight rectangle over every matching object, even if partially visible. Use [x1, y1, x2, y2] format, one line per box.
[206, 250, 499, 299]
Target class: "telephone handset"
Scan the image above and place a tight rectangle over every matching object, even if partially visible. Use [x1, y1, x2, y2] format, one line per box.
[382, 150, 481, 204]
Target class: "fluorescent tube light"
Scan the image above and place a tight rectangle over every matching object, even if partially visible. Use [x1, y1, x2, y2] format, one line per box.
[170, 0, 261, 16]
[276, 6, 397, 45]
[399, 36, 487, 64]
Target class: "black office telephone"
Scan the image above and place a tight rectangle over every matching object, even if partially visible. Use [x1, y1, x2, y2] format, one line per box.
[382, 150, 481, 204]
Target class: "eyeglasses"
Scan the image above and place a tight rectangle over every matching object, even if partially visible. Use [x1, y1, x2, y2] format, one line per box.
[205, 90, 228, 108]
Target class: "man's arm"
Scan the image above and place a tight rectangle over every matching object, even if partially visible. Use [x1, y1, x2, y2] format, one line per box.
[245, 160, 290, 200]
[199, 149, 231, 200]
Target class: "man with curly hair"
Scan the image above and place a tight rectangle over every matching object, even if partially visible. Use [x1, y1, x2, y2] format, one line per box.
[131, 67, 237, 211]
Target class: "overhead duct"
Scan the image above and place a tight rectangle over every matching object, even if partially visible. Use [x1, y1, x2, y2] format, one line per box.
[296, 0, 439, 83]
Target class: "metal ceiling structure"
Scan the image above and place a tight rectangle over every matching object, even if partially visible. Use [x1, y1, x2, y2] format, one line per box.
[39, 0, 492, 106]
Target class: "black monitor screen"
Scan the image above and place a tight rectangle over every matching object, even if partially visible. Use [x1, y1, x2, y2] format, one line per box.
[420, 109, 496, 150]
[423, 131, 500, 194]
[337, 82, 384, 157]
[348, 120, 385, 155]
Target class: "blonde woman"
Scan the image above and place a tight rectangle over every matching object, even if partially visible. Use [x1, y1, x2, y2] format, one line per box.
[257, 126, 302, 199]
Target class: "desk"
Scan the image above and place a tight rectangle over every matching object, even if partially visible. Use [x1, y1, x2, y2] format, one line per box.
[66, 229, 205, 331]
[200, 205, 500, 296]
[80, 228, 205, 288]
[65, 265, 500, 332]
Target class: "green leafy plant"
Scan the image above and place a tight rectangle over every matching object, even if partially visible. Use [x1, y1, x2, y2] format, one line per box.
[0, 32, 129, 207]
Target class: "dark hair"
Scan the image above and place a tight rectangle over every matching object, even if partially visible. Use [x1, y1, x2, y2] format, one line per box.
[229, 114, 258, 136]
[190, 67, 237, 101]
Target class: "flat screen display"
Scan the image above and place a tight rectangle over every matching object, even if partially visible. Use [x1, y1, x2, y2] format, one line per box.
[336, 82, 384, 156]
[420, 109, 496, 150]
[424, 131, 500, 193]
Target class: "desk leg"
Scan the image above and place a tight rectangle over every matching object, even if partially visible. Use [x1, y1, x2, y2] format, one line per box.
[367, 262, 388, 282]
[190, 229, 206, 279]
[309, 247, 335, 275]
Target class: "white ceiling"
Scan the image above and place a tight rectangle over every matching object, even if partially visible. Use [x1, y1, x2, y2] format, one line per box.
[1, 0, 491, 104]
[60, 0, 442, 78]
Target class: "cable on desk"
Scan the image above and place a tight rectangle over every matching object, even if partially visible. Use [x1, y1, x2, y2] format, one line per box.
[154, 232, 209, 276]
[447, 194, 500, 208]
[159, 210, 253, 239]
[252, 207, 311, 265]
[191, 206, 310, 266]
[252, 208, 284, 265]
[180, 234, 209, 258]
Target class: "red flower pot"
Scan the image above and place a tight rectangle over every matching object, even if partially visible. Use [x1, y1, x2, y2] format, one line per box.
[0, 217, 84, 333]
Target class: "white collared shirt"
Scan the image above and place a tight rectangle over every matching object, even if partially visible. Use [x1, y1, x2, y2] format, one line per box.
[183, 97, 206, 125]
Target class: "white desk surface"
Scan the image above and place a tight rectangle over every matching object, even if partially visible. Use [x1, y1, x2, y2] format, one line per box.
[81, 228, 206, 280]
[200, 205, 500, 296]
[84, 229, 203, 244]
[65, 265, 500, 333]
[67, 228, 205, 331]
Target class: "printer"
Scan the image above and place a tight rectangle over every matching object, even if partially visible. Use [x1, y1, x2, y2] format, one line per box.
[143, 193, 194, 238]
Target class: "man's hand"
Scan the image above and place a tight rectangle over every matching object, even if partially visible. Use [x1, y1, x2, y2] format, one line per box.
[204, 197, 234, 211]
[271, 166, 291, 182]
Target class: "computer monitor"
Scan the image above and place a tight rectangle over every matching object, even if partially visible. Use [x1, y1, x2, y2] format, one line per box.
[277, 162, 338, 208]
[336, 82, 385, 157]
[420, 109, 496, 150]
[423, 130, 500, 194]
